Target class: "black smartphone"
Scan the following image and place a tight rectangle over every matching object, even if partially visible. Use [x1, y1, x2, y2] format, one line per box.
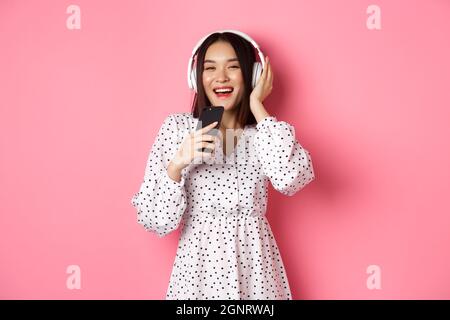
[196, 106, 224, 153]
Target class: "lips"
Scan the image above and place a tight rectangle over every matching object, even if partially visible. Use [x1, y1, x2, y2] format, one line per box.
[213, 86, 234, 99]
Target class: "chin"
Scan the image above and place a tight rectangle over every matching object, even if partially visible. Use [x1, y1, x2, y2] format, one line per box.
[208, 95, 240, 110]
[222, 101, 237, 110]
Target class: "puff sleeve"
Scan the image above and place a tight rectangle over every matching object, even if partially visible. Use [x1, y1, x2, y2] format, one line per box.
[131, 114, 187, 237]
[253, 116, 315, 196]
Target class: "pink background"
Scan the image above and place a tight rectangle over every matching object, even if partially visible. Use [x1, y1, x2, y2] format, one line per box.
[1, 0, 450, 299]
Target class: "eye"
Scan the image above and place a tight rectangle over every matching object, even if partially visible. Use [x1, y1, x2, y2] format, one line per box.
[230, 65, 240, 69]
[204, 67, 215, 70]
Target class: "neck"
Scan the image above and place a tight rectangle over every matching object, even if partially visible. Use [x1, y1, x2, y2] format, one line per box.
[220, 109, 241, 130]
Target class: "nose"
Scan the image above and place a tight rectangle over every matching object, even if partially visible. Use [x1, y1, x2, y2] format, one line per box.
[215, 66, 230, 83]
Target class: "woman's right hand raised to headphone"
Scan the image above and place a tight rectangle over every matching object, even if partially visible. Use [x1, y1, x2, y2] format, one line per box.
[170, 121, 219, 170]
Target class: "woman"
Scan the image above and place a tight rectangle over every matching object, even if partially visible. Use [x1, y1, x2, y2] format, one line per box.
[131, 30, 315, 299]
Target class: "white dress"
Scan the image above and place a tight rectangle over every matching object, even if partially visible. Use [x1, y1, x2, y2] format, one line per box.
[131, 112, 315, 300]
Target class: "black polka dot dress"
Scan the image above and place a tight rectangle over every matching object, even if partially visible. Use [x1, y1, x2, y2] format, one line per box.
[131, 112, 315, 300]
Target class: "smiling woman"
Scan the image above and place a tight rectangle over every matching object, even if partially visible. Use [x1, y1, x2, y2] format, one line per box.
[191, 31, 259, 130]
[130, 30, 315, 300]
[203, 47, 244, 110]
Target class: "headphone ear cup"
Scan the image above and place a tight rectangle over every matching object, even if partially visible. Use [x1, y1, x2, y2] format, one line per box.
[252, 62, 262, 89]
[191, 68, 197, 92]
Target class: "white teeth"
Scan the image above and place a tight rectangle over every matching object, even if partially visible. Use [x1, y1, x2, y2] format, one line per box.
[214, 88, 233, 93]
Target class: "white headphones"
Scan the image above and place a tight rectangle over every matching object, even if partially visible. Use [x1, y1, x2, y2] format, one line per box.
[187, 29, 265, 93]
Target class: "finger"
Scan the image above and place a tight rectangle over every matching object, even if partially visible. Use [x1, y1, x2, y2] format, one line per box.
[196, 141, 215, 149]
[264, 55, 269, 69]
[196, 121, 218, 134]
[192, 134, 216, 142]
[194, 149, 214, 159]
[205, 150, 214, 156]
[255, 72, 264, 86]
[262, 57, 269, 79]
[267, 61, 273, 84]
[264, 57, 270, 80]
[199, 134, 216, 142]
[270, 65, 274, 84]
[258, 57, 268, 83]
[191, 134, 218, 148]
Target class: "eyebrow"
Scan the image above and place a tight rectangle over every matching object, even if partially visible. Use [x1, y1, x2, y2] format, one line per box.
[204, 58, 239, 63]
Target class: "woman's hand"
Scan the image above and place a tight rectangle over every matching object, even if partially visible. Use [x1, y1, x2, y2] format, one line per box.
[170, 121, 218, 170]
[250, 56, 273, 104]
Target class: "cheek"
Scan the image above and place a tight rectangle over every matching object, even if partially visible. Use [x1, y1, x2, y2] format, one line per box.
[202, 74, 213, 87]
[230, 73, 244, 85]
[231, 72, 244, 87]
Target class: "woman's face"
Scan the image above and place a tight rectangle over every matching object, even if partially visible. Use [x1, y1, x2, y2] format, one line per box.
[202, 41, 245, 111]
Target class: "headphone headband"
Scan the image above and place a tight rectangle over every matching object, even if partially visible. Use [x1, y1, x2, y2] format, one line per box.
[187, 29, 265, 91]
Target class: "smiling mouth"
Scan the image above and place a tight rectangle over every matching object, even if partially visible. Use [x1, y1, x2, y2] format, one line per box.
[213, 87, 234, 98]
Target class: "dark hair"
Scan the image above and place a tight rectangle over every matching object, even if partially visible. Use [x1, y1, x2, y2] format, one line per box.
[190, 32, 258, 128]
